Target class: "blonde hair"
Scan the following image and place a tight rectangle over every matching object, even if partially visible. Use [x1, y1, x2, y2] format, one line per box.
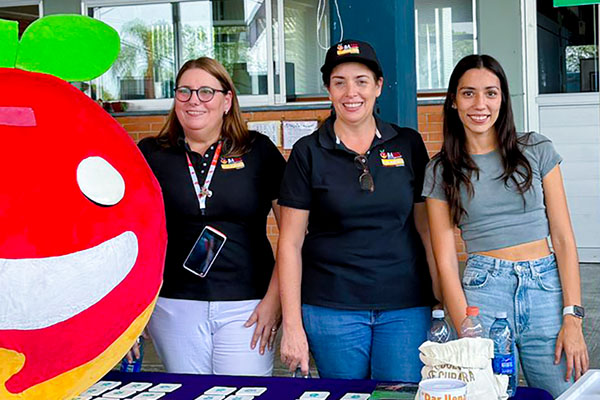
[156, 57, 251, 157]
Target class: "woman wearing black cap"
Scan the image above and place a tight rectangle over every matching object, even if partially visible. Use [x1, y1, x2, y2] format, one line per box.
[277, 39, 440, 381]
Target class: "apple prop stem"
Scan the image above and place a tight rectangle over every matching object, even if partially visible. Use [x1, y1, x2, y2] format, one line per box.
[0, 15, 119, 81]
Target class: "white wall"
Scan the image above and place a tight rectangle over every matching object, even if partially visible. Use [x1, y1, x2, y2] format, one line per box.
[538, 93, 600, 262]
[477, 0, 526, 131]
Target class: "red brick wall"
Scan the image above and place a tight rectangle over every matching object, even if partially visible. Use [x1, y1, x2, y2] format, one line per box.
[417, 105, 466, 261]
[115, 105, 467, 261]
[244, 109, 332, 250]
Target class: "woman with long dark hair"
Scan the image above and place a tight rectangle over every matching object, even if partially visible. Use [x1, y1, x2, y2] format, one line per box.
[134, 57, 285, 375]
[423, 54, 588, 397]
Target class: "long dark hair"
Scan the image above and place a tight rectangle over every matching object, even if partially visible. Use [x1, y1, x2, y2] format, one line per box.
[431, 54, 533, 225]
[156, 57, 252, 157]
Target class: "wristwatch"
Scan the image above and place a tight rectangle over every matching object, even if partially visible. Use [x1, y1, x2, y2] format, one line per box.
[563, 305, 585, 319]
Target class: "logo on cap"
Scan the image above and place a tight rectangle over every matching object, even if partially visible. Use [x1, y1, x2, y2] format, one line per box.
[337, 43, 360, 56]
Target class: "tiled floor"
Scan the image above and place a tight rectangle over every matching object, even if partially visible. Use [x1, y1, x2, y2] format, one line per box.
[139, 263, 600, 377]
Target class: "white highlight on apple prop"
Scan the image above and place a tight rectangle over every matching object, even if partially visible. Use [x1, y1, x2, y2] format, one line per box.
[77, 156, 125, 205]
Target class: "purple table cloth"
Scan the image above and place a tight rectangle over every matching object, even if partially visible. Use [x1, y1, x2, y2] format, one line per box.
[103, 370, 552, 400]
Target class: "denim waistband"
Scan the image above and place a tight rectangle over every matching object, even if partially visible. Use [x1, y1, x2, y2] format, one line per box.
[466, 253, 557, 275]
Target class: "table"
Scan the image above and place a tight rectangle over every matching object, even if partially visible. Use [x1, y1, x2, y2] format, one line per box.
[103, 370, 552, 400]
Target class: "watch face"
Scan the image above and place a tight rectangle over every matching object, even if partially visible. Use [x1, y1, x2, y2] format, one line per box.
[574, 305, 585, 318]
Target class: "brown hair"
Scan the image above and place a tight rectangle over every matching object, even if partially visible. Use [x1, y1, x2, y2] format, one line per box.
[156, 57, 252, 157]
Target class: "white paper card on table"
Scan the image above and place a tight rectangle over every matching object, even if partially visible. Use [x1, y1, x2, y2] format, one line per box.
[282, 120, 318, 149]
[236, 387, 267, 395]
[72, 396, 92, 400]
[341, 393, 370, 400]
[132, 392, 166, 400]
[149, 383, 182, 392]
[121, 382, 153, 391]
[205, 386, 237, 395]
[80, 385, 114, 396]
[102, 388, 138, 398]
[299, 391, 330, 399]
[194, 395, 226, 400]
[80, 389, 103, 396]
[247, 121, 281, 147]
[90, 380, 122, 391]
[224, 395, 255, 400]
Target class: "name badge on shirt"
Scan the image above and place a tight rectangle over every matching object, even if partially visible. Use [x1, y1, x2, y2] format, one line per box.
[220, 157, 245, 170]
[379, 149, 405, 167]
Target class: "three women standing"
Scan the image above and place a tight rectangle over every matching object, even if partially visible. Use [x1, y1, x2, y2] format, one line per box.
[134, 46, 585, 396]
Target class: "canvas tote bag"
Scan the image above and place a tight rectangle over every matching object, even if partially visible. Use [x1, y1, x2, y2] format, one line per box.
[416, 338, 508, 399]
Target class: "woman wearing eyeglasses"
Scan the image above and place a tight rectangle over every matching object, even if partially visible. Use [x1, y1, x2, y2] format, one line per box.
[277, 40, 439, 380]
[136, 57, 286, 375]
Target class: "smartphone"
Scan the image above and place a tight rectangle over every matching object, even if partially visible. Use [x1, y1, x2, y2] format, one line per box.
[183, 226, 227, 278]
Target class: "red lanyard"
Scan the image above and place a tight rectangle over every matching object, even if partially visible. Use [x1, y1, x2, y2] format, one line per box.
[185, 141, 223, 213]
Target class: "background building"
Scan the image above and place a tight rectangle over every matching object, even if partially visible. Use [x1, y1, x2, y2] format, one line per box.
[3, 0, 596, 262]
[2, 0, 598, 375]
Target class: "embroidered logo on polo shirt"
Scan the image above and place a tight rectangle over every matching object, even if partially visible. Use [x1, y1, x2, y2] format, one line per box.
[379, 149, 405, 167]
[337, 43, 360, 55]
[220, 157, 245, 169]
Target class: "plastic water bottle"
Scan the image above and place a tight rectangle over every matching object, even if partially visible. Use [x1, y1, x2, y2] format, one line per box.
[120, 336, 144, 372]
[489, 312, 517, 397]
[427, 309, 451, 343]
[460, 306, 485, 338]
[449, 321, 458, 341]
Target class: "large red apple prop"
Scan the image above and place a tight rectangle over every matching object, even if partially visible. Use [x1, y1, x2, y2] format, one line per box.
[0, 16, 166, 399]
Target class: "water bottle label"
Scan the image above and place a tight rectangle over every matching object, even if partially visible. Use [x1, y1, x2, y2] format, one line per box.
[492, 354, 515, 375]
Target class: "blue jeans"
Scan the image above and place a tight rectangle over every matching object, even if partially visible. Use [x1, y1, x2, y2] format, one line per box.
[301, 304, 430, 381]
[463, 253, 572, 398]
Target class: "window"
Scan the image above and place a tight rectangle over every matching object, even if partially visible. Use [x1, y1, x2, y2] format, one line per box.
[88, 0, 329, 108]
[0, 1, 41, 35]
[282, 0, 329, 99]
[414, 0, 476, 92]
[537, 3, 599, 94]
[92, 4, 175, 102]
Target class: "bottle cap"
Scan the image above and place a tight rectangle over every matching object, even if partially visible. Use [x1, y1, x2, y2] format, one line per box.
[466, 306, 479, 316]
[432, 309, 445, 319]
[495, 311, 507, 319]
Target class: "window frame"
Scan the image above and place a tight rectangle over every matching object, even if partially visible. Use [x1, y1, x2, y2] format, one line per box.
[414, 0, 478, 95]
[84, 0, 329, 111]
[0, 0, 43, 17]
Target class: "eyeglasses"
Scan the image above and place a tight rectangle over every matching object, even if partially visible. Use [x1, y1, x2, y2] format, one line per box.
[174, 86, 228, 102]
[354, 155, 375, 192]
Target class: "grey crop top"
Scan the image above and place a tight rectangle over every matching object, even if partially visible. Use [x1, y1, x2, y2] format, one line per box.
[422, 132, 562, 253]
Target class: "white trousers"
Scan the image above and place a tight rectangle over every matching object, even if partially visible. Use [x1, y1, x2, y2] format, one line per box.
[147, 297, 274, 376]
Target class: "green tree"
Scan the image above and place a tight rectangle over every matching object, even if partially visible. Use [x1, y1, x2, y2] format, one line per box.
[566, 45, 597, 73]
[110, 18, 175, 99]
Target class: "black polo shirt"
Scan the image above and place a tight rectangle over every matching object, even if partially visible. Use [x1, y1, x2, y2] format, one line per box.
[278, 116, 435, 310]
[139, 132, 286, 301]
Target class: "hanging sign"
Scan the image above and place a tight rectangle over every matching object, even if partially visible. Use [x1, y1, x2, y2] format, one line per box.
[554, 0, 600, 6]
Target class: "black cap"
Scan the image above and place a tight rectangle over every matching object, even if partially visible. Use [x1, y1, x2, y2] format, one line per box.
[320, 39, 383, 84]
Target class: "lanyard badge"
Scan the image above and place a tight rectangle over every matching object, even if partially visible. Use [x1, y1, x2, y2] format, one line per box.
[185, 141, 223, 214]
